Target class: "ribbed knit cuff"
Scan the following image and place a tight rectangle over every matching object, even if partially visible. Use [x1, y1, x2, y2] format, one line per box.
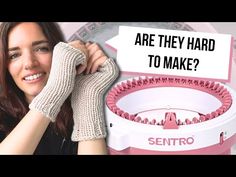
[71, 58, 119, 141]
[29, 42, 87, 122]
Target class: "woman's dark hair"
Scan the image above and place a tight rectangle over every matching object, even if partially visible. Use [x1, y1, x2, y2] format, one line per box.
[0, 22, 73, 138]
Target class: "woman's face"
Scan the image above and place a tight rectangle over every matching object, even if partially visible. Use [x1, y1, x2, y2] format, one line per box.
[7, 22, 52, 103]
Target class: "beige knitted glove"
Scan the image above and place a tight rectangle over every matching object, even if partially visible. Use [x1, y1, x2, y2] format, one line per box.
[71, 58, 119, 141]
[29, 42, 86, 122]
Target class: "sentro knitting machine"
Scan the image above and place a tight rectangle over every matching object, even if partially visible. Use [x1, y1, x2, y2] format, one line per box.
[105, 76, 236, 154]
[61, 22, 236, 154]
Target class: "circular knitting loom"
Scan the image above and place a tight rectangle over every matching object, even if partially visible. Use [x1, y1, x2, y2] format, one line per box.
[105, 76, 236, 154]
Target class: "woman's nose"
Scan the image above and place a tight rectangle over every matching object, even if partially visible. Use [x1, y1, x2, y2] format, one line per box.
[24, 51, 39, 70]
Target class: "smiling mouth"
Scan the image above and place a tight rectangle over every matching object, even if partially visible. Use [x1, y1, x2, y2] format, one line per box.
[23, 73, 44, 81]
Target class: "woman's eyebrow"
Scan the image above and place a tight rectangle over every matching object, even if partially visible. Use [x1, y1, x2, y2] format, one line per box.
[8, 46, 19, 51]
[32, 40, 49, 46]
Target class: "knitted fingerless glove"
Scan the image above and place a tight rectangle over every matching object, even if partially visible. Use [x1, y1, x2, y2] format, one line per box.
[29, 42, 86, 122]
[71, 58, 119, 141]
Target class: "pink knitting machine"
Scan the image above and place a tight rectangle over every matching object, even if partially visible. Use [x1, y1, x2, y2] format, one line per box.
[105, 76, 236, 154]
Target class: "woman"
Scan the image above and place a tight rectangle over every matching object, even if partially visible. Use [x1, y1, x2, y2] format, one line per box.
[0, 22, 119, 154]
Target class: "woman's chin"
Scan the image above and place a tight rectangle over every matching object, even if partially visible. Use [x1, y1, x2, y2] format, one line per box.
[24, 89, 43, 103]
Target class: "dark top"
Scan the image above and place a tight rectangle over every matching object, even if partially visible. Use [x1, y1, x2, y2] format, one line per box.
[34, 124, 78, 155]
[0, 123, 78, 155]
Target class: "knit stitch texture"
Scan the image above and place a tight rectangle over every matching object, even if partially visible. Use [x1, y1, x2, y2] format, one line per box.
[29, 42, 86, 122]
[71, 58, 119, 141]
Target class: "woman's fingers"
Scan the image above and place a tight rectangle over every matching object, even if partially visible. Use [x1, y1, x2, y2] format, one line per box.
[87, 43, 101, 59]
[85, 42, 108, 74]
[85, 41, 92, 48]
[89, 56, 107, 74]
[76, 64, 87, 74]
[86, 49, 107, 74]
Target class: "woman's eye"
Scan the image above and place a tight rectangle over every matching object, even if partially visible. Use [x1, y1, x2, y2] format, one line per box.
[35, 47, 50, 52]
[9, 53, 20, 60]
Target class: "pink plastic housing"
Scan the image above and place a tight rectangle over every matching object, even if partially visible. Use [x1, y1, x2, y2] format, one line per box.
[108, 134, 236, 155]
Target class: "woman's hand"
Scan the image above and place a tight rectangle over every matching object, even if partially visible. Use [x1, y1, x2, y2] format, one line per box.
[29, 42, 86, 122]
[69, 40, 108, 75]
[70, 41, 119, 142]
